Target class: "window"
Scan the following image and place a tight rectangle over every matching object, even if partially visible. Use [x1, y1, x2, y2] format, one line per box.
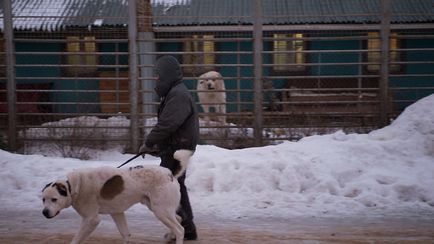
[273, 33, 305, 73]
[367, 32, 400, 72]
[65, 36, 97, 76]
[183, 35, 215, 76]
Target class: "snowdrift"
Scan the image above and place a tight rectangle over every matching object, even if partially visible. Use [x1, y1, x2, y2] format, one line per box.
[1, 94, 433, 219]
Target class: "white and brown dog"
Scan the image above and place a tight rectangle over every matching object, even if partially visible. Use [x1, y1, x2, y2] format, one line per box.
[197, 71, 226, 124]
[41, 150, 193, 244]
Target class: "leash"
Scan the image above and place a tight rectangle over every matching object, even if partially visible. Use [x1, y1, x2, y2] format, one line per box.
[117, 153, 144, 168]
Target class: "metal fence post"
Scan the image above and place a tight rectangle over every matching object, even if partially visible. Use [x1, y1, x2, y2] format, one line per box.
[252, 0, 263, 146]
[128, 0, 140, 153]
[379, 0, 391, 126]
[137, 0, 156, 117]
[4, 0, 17, 151]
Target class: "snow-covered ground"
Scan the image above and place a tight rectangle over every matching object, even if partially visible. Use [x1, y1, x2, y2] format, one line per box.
[1, 94, 434, 223]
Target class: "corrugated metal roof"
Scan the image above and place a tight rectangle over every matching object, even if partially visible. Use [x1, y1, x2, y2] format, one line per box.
[1, 0, 433, 31]
[152, 0, 253, 26]
[153, 0, 434, 26]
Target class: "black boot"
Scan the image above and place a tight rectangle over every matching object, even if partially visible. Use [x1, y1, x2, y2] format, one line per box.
[182, 220, 198, 240]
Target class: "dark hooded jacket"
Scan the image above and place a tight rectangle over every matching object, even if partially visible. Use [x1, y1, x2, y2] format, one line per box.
[144, 55, 199, 152]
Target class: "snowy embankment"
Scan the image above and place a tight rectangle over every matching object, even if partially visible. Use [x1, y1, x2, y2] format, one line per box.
[1, 95, 433, 219]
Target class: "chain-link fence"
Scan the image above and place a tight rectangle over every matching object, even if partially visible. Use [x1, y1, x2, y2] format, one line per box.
[1, 0, 434, 157]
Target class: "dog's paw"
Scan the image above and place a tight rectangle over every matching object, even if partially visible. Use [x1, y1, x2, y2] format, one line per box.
[164, 232, 176, 241]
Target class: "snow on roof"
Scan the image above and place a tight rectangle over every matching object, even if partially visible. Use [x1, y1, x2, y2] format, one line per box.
[0, 0, 129, 31]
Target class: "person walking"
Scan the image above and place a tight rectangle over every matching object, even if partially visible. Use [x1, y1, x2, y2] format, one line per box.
[139, 55, 199, 240]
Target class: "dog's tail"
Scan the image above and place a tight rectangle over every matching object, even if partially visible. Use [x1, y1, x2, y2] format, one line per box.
[173, 149, 194, 179]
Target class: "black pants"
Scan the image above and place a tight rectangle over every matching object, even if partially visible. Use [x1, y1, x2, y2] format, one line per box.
[160, 150, 196, 232]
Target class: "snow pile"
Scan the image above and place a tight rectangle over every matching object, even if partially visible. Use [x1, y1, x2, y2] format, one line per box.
[369, 94, 434, 156]
[21, 115, 258, 156]
[22, 116, 130, 140]
[22, 116, 130, 158]
[187, 94, 434, 217]
[1, 94, 434, 219]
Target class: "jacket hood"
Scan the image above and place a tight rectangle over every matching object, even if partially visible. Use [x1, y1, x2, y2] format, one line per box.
[154, 55, 183, 97]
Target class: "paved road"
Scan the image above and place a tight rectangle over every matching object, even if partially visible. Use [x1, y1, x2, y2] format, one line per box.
[1, 209, 434, 243]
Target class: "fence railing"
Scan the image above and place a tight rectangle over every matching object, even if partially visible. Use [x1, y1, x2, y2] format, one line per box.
[1, 0, 434, 157]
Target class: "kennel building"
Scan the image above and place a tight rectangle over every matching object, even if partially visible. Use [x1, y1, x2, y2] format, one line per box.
[1, 0, 434, 154]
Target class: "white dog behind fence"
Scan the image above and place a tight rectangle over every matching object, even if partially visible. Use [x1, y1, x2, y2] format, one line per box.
[197, 71, 226, 124]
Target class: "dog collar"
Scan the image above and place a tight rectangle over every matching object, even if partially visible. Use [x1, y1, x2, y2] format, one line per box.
[66, 180, 72, 195]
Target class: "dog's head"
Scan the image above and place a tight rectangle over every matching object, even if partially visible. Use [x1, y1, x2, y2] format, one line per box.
[41, 181, 72, 219]
[197, 71, 224, 91]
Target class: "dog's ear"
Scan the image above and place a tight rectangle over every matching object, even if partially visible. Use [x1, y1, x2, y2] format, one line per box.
[216, 73, 225, 90]
[53, 183, 68, 197]
[42, 182, 53, 192]
[197, 79, 204, 88]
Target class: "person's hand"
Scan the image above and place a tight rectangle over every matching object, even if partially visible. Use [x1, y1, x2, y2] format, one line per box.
[139, 143, 159, 157]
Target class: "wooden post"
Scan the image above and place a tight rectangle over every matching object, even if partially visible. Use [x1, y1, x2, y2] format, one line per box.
[137, 0, 157, 118]
[379, 0, 391, 126]
[252, 0, 263, 146]
[4, 0, 17, 151]
[128, 0, 140, 152]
